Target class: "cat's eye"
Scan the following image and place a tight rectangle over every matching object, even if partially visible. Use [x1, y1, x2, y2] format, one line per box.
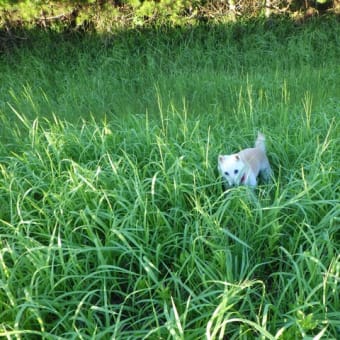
[224, 172, 229, 176]
[234, 169, 239, 174]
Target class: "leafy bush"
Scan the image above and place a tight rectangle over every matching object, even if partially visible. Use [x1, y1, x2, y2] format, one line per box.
[0, 0, 338, 32]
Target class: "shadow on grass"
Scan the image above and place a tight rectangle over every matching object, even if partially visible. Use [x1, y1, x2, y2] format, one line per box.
[1, 11, 340, 54]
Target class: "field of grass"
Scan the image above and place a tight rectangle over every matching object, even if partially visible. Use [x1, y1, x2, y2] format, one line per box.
[0, 17, 339, 338]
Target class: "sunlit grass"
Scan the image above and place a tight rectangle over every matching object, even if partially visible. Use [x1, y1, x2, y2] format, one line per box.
[0, 18, 339, 338]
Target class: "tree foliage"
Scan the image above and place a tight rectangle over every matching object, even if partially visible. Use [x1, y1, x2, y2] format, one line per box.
[0, 0, 338, 31]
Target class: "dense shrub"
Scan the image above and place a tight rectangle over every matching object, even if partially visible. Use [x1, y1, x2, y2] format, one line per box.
[0, 0, 337, 31]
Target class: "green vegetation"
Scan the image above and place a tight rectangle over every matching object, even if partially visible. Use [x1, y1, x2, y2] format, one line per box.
[1, 0, 338, 31]
[0, 14, 339, 339]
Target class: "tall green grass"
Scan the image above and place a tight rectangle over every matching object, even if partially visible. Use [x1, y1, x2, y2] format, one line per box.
[0, 18, 339, 338]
